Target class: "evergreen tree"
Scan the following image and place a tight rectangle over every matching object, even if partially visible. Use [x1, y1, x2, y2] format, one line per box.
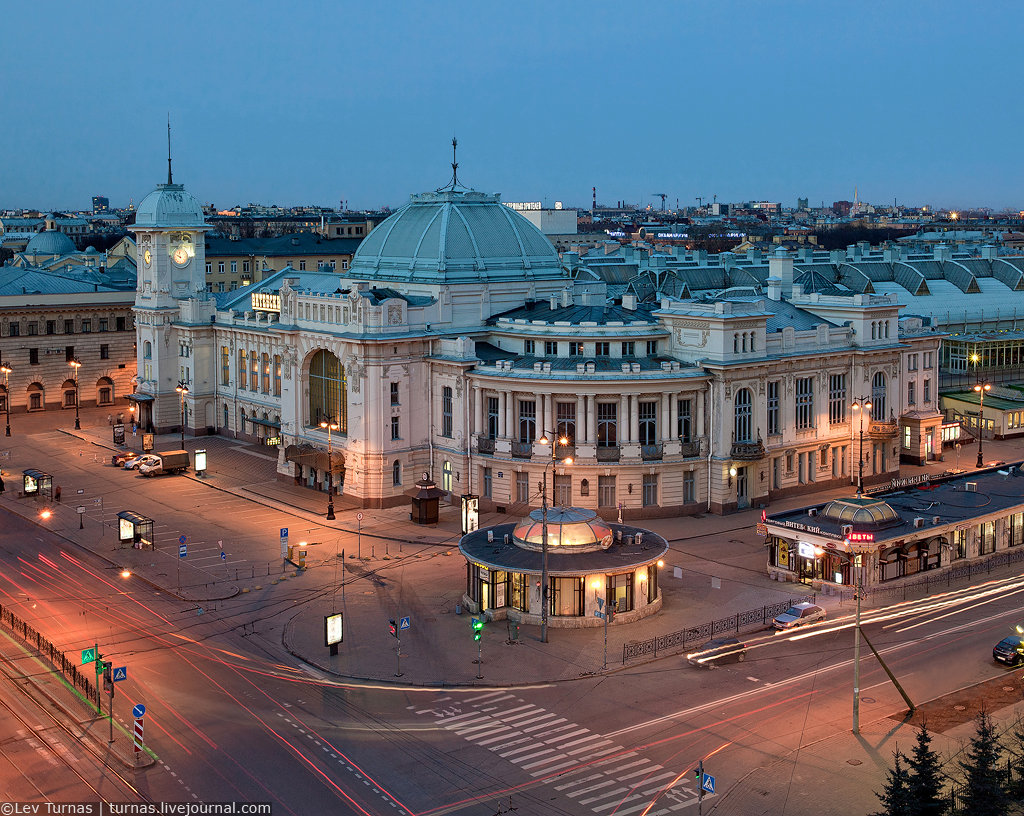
[958, 711, 1008, 816]
[872, 749, 912, 816]
[1005, 714, 1024, 801]
[906, 724, 946, 816]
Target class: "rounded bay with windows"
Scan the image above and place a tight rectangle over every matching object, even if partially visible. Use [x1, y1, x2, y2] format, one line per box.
[459, 507, 668, 629]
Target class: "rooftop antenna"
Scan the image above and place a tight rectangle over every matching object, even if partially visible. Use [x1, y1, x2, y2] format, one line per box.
[167, 114, 173, 185]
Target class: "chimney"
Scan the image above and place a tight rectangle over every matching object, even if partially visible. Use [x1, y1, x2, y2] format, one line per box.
[768, 252, 794, 297]
[933, 243, 951, 262]
[549, 294, 558, 310]
[829, 249, 845, 266]
[621, 293, 637, 311]
[560, 288, 572, 307]
[980, 244, 997, 260]
[766, 276, 782, 301]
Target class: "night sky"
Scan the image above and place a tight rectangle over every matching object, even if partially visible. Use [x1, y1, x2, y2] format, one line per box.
[3, 1, 1021, 212]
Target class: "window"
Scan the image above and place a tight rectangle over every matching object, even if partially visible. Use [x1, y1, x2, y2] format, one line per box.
[518, 400, 536, 443]
[952, 528, 967, 560]
[598, 475, 616, 506]
[924, 351, 933, 369]
[482, 467, 492, 498]
[238, 349, 247, 388]
[7, 323, 19, 337]
[828, 374, 847, 425]
[607, 573, 634, 613]
[677, 398, 692, 442]
[243, 261, 250, 273]
[442, 461, 452, 492]
[116, 316, 126, 332]
[556, 401, 576, 443]
[273, 355, 282, 396]
[595, 342, 610, 356]
[515, 472, 529, 503]
[767, 381, 780, 435]
[392, 461, 401, 486]
[907, 381, 916, 406]
[907, 354, 918, 371]
[597, 402, 617, 446]
[903, 426, 911, 449]
[249, 349, 258, 392]
[441, 386, 453, 437]
[924, 378, 931, 403]
[218, 262, 225, 274]
[554, 474, 571, 506]
[261, 353, 270, 393]
[100, 344, 109, 360]
[46, 321, 55, 335]
[308, 349, 347, 432]
[544, 341, 557, 356]
[231, 261, 238, 273]
[642, 474, 658, 507]
[390, 382, 399, 406]
[646, 340, 658, 355]
[795, 377, 814, 430]
[524, 339, 535, 355]
[734, 388, 753, 442]
[980, 521, 996, 555]
[638, 401, 657, 445]
[621, 341, 635, 356]
[64, 320, 74, 334]
[29, 348, 39, 365]
[569, 341, 583, 356]
[99, 319, 108, 332]
[391, 415, 400, 440]
[27, 322, 37, 336]
[872, 372, 887, 419]
[65, 346, 74, 363]
[487, 396, 499, 439]
[299, 260, 306, 271]
[221, 346, 230, 385]
[683, 471, 696, 503]
[206, 262, 212, 275]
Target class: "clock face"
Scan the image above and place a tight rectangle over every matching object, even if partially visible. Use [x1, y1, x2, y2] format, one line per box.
[172, 246, 190, 266]
[143, 249, 152, 265]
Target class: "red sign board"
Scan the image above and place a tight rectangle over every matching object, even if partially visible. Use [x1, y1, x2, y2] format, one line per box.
[847, 532, 875, 543]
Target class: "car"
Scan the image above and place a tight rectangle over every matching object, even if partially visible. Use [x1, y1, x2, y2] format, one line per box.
[687, 638, 747, 667]
[773, 602, 827, 631]
[124, 454, 160, 471]
[993, 635, 1024, 666]
[111, 451, 138, 467]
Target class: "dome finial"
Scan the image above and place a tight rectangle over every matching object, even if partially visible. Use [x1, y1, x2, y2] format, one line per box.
[167, 113, 173, 185]
[450, 136, 459, 186]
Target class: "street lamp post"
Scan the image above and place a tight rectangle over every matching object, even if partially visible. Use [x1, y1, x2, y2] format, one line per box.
[538, 431, 572, 644]
[974, 382, 991, 468]
[69, 358, 82, 430]
[319, 417, 340, 520]
[818, 545, 864, 733]
[175, 381, 189, 449]
[1, 362, 11, 437]
[851, 397, 872, 496]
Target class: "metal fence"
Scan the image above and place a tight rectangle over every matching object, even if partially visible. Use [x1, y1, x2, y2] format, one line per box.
[0, 603, 96, 703]
[838, 547, 1024, 605]
[622, 594, 816, 663]
[949, 758, 1019, 814]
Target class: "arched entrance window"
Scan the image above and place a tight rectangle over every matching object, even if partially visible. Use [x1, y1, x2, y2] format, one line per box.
[0, 384, 7, 414]
[872, 372, 887, 419]
[393, 460, 401, 486]
[442, 460, 453, 492]
[308, 350, 347, 431]
[61, 379, 77, 409]
[96, 377, 114, 406]
[223, 403, 229, 429]
[27, 382, 44, 411]
[734, 388, 753, 442]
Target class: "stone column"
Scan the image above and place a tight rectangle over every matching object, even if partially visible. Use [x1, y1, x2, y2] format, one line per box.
[576, 394, 585, 442]
[661, 392, 671, 442]
[629, 395, 640, 444]
[620, 394, 630, 443]
[669, 393, 679, 441]
[539, 393, 548, 436]
[474, 385, 483, 437]
[500, 391, 510, 438]
[586, 394, 597, 442]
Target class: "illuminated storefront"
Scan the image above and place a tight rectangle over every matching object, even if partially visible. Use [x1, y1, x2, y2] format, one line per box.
[459, 507, 668, 628]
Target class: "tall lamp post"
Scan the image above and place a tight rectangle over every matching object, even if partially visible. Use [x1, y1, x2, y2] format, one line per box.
[1, 362, 11, 437]
[974, 381, 991, 468]
[537, 431, 572, 644]
[319, 416, 340, 520]
[175, 381, 189, 449]
[851, 397, 872, 496]
[69, 358, 82, 430]
[818, 545, 864, 733]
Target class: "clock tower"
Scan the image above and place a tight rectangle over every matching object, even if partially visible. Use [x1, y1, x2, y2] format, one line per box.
[130, 174, 211, 434]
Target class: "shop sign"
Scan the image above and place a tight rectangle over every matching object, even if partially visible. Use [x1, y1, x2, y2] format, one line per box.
[797, 542, 817, 559]
[847, 531, 875, 543]
[775, 518, 843, 539]
[867, 474, 930, 494]
[755, 523, 768, 537]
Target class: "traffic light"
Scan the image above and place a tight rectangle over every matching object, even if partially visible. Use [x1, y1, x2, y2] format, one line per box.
[472, 617, 484, 641]
[389, 619, 398, 638]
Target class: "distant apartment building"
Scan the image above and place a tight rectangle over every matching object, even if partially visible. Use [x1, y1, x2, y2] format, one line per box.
[202, 233, 363, 292]
[92, 196, 110, 213]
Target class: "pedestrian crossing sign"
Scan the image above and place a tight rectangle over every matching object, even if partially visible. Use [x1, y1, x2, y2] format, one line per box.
[702, 773, 715, 793]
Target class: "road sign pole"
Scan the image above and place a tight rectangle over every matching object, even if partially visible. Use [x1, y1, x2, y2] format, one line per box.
[108, 679, 114, 743]
[698, 759, 704, 816]
[395, 634, 402, 678]
[357, 517, 362, 560]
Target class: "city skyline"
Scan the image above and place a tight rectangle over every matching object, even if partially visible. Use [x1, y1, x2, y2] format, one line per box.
[3, 1, 1022, 212]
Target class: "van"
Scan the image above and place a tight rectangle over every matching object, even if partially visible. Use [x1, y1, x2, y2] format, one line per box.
[139, 450, 190, 477]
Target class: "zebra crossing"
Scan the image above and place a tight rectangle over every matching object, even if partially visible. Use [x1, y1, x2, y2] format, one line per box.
[409, 691, 705, 814]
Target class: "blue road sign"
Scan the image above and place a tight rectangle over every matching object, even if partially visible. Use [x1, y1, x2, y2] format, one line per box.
[702, 774, 715, 794]
[220, 551, 227, 561]
[594, 610, 605, 619]
[112, 666, 127, 682]
[178, 534, 187, 545]
[132, 703, 146, 718]
[399, 616, 411, 630]
[280, 527, 288, 540]
[179, 544, 187, 558]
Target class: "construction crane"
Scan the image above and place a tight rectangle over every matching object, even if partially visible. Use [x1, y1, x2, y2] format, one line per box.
[652, 193, 667, 211]
[696, 196, 704, 208]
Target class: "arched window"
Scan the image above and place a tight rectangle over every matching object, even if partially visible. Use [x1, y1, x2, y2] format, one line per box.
[885, 320, 890, 339]
[872, 372, 887, 419]
[240, 408, 247, 433]
[733, 334, 739, 353]
[223, 403, 229, 429]
[61, 378, 77, 408]
[870, 322, 877, 340]
[27, 382, 44, 411]
[734, 388, 753, 443]
[96, 376, 114, 406]
[143, 341, 152, 359]
[749, 333, 756, 352]
[308, 350, 347, 431]
[442, 460, 453, 492]
[392, 460, 401, 486]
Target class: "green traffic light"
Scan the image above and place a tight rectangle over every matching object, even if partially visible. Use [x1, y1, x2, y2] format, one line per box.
[473, 632, 481, 641]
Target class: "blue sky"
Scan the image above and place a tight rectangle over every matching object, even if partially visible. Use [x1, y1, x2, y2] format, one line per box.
[3, 1, 1021, 212]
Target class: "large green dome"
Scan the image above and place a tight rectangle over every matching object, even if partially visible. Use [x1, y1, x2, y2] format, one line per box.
[349, 188, 567, 285]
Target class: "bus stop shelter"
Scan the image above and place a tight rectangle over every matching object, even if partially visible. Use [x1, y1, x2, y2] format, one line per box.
[22, 469, 52, 500]
[117, 510, 155, 549]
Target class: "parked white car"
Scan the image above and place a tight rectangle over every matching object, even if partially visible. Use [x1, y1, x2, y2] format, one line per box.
[124, 454, 160, 471]
[772, 602, 826, 631]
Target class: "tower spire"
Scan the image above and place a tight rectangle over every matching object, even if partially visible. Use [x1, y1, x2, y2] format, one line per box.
[451, 136, 459, 187]
[167, 114, 173, 185]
